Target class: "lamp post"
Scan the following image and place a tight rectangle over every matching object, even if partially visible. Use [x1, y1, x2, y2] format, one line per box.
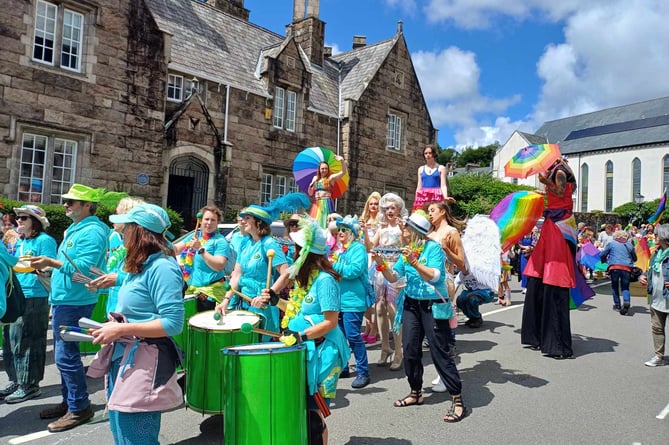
[634, 193, 644, 226]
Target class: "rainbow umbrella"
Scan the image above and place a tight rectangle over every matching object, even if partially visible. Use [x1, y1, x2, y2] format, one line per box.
[504, 144, 562, 179]
[490, 191, 544, 252]
[293, 147, 349, 199]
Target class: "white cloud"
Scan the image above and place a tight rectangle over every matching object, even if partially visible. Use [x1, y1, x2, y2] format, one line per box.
[412, 48, 522, 148]
[534, 0, 669, 122]
[417, 0, 669, 148]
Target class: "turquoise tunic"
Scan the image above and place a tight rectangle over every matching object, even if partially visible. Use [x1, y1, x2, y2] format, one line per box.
[286, 271, 350, 399]
[15, 232, 57, 298]
[184, 231, 232, 287]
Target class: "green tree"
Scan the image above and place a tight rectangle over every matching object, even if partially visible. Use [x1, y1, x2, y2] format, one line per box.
[455, 143, 499, 168]
[448, 172, 534, 218]
[437, 148, 458, 166]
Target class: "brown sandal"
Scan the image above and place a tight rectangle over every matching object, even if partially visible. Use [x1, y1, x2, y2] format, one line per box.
[443, 394, 469, 422]
[393, 390, 423, 407]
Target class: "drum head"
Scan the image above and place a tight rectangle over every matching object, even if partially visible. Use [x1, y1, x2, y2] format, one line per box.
[224, 342, 301, 354]
[14, 260, 35, 273]
[188, 310, 260, 331]
[184, 294, 197, 301]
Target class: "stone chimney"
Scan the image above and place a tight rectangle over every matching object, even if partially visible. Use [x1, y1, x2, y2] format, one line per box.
[352, 35, 367, 49]
[291, 0, 325, 67]
[209, 0, 249, 21]
[323, 46, 332, 58]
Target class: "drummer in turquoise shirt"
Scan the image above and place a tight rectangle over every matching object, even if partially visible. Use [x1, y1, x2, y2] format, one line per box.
[215, 193, 311, 337]
[331, 215, 370, 389]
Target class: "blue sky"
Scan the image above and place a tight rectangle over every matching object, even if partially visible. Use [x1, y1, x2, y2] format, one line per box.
[245, 0, 669, 149]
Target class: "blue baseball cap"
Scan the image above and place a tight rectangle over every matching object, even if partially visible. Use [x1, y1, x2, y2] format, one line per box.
[109, 204, 171, 235]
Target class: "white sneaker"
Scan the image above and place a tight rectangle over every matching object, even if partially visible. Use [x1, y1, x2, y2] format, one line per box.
[431, 376, 447, 393]
[644, 355, 665, 367]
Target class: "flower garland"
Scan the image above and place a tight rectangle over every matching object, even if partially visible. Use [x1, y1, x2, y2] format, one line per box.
[281, 269, 319, 330]
[405, 240, 426, 263]
[329, 241, 350, 264]
[179, 231, 213, 282]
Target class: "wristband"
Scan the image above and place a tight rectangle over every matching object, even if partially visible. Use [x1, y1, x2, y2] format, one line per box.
[198, 247, 205, 255]
[268, 288, 280, 306]
[375, 262, 388, 272]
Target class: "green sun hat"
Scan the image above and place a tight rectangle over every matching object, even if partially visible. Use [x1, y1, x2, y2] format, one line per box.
[62, 184, 104, 203]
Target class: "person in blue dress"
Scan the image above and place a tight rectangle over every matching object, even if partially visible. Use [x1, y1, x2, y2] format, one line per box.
[263, 216, 349, 445]
[372, 210, 468, 423]
[1, 205, 56, 403]
[331, 215, 371, 389]
[216, 193, 310, 336]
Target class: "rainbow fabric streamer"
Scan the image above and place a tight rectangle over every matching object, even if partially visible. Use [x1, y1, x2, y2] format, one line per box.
[634, 236, 652, 271]
[490, 191, 544, 252]
[648, 191, 666, 224]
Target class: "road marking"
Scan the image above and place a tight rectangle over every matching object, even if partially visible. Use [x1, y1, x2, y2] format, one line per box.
[8, 430, 52, 444]
[656, 401, 669, 419]
[483, 304, 523, 317]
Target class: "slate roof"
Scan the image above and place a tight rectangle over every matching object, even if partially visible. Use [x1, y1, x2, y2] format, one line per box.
[146, 0, 283, 97]
[145, 0, 399, 118]
[533, 96, 669, 155]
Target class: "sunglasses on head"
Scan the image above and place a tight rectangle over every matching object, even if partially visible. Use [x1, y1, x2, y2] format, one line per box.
[17, 215, 31, 221]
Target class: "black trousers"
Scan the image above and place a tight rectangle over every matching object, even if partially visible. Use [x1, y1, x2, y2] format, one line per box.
[402, 297, 462, 395]
[520, 276, 573, 356]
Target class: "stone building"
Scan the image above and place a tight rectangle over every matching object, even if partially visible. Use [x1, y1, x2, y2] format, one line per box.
[0, 0, 435, 227]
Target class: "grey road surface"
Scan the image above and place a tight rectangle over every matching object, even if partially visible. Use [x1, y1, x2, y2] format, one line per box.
[1, 278, 667, 444]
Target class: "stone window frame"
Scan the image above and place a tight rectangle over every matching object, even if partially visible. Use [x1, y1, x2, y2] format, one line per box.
[16, 125, 85, 204]
[386, 110, 405, 152]
[31, 0, 95, 75]
[580, 163, 589, 212]
[272, 86, 297, 132]
[261, 170, 298, 205]
[167, 73, 184, 102]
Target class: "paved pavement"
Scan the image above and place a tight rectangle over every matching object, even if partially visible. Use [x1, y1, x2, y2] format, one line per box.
[1, 277, 667, 444]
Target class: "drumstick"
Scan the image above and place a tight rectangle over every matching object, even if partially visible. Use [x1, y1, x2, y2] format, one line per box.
[221, 282, 267, 309]
[266, 249, 276, 289]
[192, 211, 203, 241]
[240, 322, 281, 338]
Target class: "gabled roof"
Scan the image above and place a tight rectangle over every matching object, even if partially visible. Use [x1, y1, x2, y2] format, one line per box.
[534, 96, 669, 155]
[331, 37, 398, 102]
[145, 0, 400, 120]
[516, 131, 548, 146]
[146, 0, 283, 97]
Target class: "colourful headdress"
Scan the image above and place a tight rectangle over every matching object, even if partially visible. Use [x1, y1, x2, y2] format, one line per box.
[287, 216, 328, 279]
[240, 192, 311, 225]
[336, 215, 360, 237]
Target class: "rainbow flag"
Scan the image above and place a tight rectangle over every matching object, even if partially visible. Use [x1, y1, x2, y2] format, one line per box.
[634, 236, 651, 271]
[490, 191, 544, 252]
[648, 191, 666, 224]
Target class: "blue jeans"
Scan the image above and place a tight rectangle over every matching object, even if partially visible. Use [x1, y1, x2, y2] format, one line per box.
[456, 289, 495, 319]
[338, 311, 369, 377]
[51, 304, 96, 412]
[609, 269, 631, 307]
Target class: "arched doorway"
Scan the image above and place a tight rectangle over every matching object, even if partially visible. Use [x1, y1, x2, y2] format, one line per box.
[168, 156, 209, 230]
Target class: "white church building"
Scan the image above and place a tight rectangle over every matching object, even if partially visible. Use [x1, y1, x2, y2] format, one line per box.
[492, 96, 669, 212]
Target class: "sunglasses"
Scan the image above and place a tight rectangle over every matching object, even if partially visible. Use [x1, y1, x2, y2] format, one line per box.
[288, 221, 299, 227]
[64, 199, 81, 206]
[338, 227, 350, 233]
[17, 215, 31, 221]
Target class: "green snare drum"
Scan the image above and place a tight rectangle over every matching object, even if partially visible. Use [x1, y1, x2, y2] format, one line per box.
[79, 293, 108, 355]
[186, 310, 260, 414]
[222, 343, 307, 445]
[173, 295, 198, 369]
